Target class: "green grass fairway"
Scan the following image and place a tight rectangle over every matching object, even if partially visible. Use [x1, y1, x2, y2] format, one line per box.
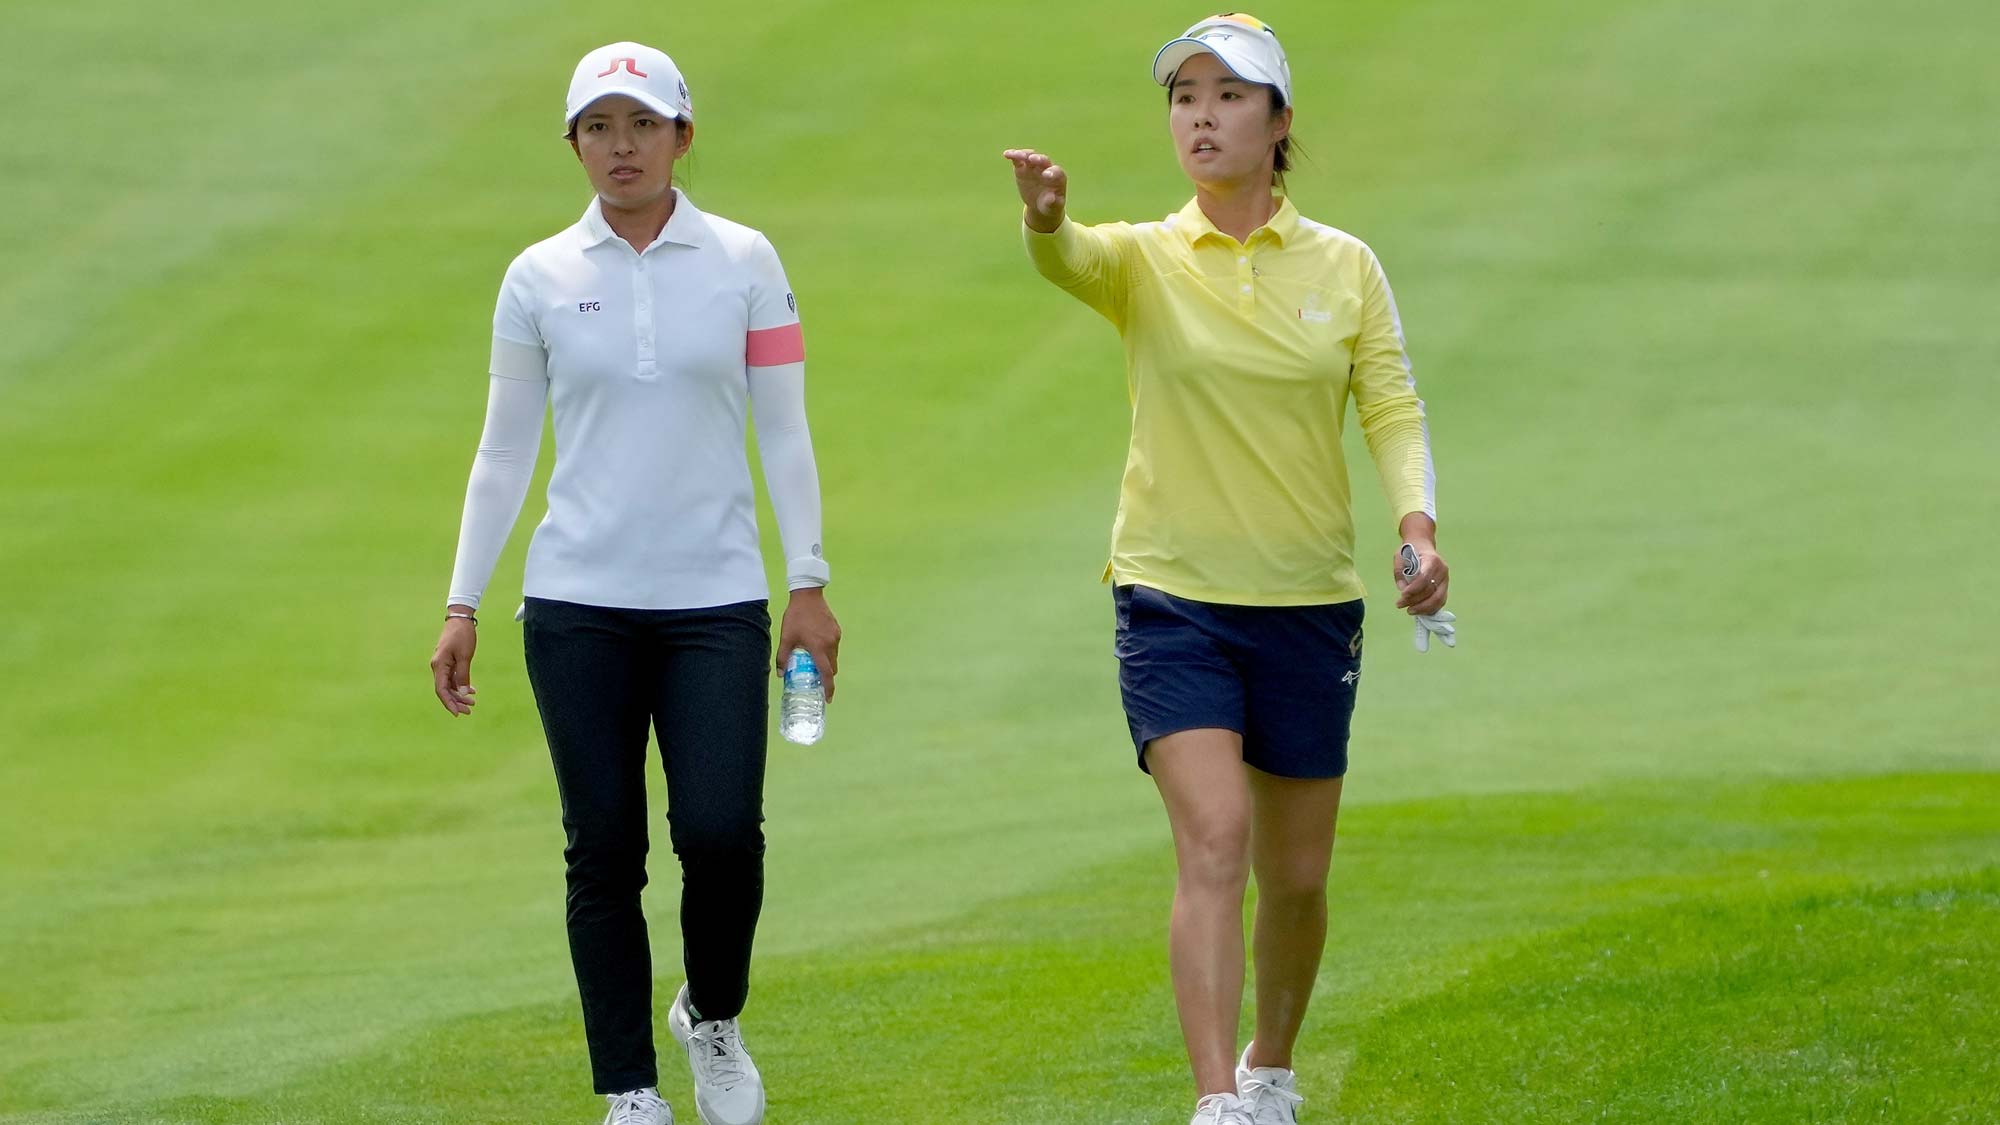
[3, 1, 1996, 1122]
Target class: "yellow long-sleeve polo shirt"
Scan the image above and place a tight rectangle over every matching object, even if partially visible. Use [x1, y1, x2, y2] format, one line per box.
[1026, 195, 1435, 606]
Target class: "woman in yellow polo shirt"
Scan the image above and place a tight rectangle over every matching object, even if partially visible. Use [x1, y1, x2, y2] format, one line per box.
[1004, 14, 1453, 1125]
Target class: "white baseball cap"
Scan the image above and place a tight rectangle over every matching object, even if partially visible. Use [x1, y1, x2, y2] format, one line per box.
[1152, 13, 1292, 107]
[564, 41, 693, 136]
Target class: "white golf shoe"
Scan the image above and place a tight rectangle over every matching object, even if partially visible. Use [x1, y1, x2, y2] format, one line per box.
[602, 1087, 672, 1125]
[1191, 1091, 1256, 1125]
[667, 985, 766, 1125]
[1236, 1044, 1305, 1124]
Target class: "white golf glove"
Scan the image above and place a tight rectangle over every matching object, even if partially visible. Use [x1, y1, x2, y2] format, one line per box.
[1413, 610, 1457, 653]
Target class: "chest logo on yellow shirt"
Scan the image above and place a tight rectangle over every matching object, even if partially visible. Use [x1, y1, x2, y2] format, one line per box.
[1297, 292, 1333, 324]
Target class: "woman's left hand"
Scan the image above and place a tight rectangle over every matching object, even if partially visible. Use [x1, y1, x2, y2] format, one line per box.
[1393, 514, 1451, 617]
[777, 587, 842, 702]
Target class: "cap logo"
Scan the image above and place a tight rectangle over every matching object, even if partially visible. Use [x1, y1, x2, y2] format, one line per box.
[1216, 12, 1273, 33]
[597, 58, 648, 78]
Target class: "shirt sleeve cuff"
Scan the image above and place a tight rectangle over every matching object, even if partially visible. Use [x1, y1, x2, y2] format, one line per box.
[1022, 215, 1094, 286]
[1021, 212, 1067, 235]
[1394, 498, 1437, 524]
[786, 557, 831, 589]
[1021, 214, 1074, 251]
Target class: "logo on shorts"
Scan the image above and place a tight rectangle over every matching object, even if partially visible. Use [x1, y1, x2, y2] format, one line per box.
[1349, 627, 1364, 658]
[1341, 669, 1360, 686]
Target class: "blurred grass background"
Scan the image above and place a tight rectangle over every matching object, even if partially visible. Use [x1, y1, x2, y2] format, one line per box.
[1, 0, 1995, 1121]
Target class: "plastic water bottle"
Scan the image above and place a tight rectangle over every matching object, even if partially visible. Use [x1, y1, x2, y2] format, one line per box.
[779, 648, 825, 745]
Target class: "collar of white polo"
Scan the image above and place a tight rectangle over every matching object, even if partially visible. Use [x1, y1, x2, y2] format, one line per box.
[580, 189, 708, 250]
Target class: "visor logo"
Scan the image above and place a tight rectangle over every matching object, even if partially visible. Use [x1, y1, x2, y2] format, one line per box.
[597, 58, 648, 78]
[1216, 13, 1272, 33]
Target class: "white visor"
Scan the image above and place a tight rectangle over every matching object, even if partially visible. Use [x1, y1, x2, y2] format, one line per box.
[1152, 13, 1292, 106]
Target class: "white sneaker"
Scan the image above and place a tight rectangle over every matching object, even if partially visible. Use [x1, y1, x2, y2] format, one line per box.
[602, 1087, 672, 1125]
[667, 984, 766, 1125]
[1191, 1092, 1256, 1125]
[1236, 1044, 1305, 1125]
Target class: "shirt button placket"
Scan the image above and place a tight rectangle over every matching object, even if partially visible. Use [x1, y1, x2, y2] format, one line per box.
[635, 255, 656, 378]
[1237, 249, 1254, 313]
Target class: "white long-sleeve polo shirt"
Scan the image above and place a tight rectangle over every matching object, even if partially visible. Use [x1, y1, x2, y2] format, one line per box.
[446, 190, 829, 612]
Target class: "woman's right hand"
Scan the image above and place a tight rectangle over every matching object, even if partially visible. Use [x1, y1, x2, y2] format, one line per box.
[430, 608, 479, 716]
[1003, 149, 1067, 234]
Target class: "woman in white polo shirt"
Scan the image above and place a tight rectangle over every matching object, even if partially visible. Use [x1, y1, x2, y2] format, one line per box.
[427, 41, 836, 1125]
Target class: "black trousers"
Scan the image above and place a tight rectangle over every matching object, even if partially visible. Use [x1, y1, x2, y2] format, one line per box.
[521, 596, 771, 1095]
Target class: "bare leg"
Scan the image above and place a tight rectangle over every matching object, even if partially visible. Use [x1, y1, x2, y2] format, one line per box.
[1244, 767, 1343, 1070]
[1146, 728, 1253, 1097]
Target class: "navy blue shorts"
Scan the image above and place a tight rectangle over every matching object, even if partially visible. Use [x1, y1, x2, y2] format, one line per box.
[1113, 584, 1364, 779]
